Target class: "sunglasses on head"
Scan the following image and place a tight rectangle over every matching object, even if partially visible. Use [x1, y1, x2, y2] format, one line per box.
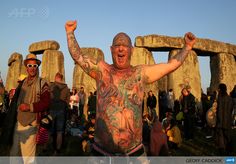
[26, 64, 38, 68]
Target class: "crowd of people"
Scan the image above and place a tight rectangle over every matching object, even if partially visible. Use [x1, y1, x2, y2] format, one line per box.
[0, 19, 235, 163]
[141, 84, 236, 156]
[0, 71, 235, 159]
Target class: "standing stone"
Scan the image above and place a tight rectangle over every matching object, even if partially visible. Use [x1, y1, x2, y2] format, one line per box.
[73, 64, 96, 95]
[5, 52, 23, 91]
[131, 47, 155, 65]
[210, 53, 236, 93]
[41, 50, 65, 83]
[168, 49, 202, 101]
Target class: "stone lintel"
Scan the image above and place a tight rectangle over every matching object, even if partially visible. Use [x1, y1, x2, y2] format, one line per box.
[29, 40, 60, 54]
[135, 35, 236, 56]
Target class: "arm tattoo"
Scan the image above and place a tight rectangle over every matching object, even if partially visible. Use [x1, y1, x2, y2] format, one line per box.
[67, 32, 96, 75]
[171, 47, 190, 63]
[67, 32, 81, 61]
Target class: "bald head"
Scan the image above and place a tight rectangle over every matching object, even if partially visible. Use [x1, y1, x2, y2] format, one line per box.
[112, 32, 132, 47]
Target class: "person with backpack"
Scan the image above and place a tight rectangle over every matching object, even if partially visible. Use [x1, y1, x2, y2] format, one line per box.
[49, 72, 70, 155]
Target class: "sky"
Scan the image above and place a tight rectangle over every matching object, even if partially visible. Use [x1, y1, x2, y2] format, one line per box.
[0, 0, 236, 92]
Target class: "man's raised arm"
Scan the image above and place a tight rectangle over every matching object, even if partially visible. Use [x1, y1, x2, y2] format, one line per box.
[142, 32, 196, 84]
[65, 20, 99, 79]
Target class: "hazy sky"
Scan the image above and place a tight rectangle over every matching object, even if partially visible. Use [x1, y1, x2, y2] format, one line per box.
[1, 0, 236, 92]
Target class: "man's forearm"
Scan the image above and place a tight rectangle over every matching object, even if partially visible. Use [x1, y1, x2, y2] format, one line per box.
[66, 31, 98, 77]
[67, 31, 81, 61]
[171, 46, 190, 64]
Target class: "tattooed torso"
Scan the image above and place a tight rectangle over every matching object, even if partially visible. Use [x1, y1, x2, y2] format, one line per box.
[95, 62, 145, 153]
[67, 32, 146, 153]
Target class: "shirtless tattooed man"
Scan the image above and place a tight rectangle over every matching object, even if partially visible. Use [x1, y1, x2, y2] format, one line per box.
[65, 20, 196, 156]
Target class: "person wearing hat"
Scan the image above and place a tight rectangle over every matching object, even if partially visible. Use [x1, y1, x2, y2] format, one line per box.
[65, 20, 196, 157]
[8, 53, 50, 163]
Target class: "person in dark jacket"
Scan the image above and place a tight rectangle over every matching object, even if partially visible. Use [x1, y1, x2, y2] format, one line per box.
[216, 83, 233, 155]
[0, 85, 9, 129]
[49, 72, 70, 155]
[230, 85, 236, 127]
[147, 90, 157, 123]
[78, 86, 86, 119]
[87, 91, 96, 120]
[180, 87, 196, 140]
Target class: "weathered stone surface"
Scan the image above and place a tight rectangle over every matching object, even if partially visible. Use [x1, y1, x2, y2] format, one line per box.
[29, 40, 60, 54]
[131, 47, 159, 115]
[41, 50, 65, 83]
[131, 47, 155, 65]
[168, 50, 202, 101]
[73, 48, 104, 120]
[5, 52, 23, 91]
[135, 35, 236, 56]
[73, 64, 97, 95]
[210, 53, 236, 93]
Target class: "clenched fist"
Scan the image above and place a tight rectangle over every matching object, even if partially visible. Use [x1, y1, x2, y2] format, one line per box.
[65, 20, 77, 33]
[184, 32, 196, 50]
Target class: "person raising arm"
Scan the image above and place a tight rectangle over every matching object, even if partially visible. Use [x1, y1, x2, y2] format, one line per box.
[142, 32, 196, 83]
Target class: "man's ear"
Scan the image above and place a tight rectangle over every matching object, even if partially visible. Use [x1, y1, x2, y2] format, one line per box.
[131, 47, 134, 54]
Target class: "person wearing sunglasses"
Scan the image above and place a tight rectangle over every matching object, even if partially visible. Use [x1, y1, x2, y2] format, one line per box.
[26, 63, 38, 68]
[7, 53, 50, 163]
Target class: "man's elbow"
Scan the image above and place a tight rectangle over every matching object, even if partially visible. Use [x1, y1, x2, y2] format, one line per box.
[168, 60, 182, 72]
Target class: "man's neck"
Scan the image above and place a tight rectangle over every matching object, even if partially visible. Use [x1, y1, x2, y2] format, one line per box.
[27, 76, 37, 81]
